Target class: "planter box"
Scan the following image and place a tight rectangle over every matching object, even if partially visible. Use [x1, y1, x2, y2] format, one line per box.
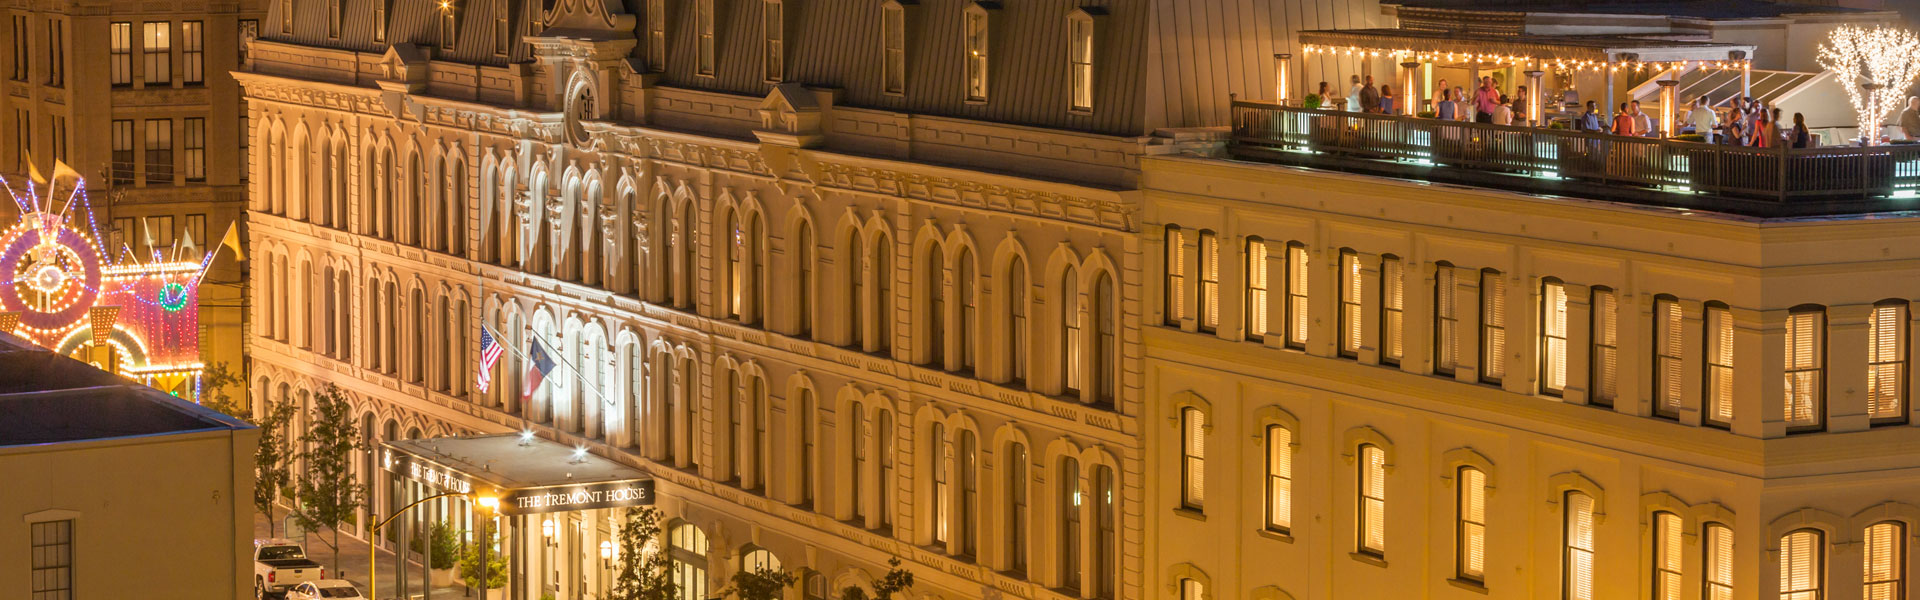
[431, 567, 456, 587]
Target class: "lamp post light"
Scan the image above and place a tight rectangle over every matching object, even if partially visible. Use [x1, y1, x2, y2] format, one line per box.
[369, 491, 473, 600]
[1274, 53, 1292, 105]
[476, 495, 499, 596]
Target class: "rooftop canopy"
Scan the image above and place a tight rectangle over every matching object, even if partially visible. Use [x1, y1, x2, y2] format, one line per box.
[1300, 29, 1755, 67]
[384, 433, 655, 516]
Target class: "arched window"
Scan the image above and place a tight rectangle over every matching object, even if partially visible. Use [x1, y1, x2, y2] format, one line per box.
[1179, 578, 1203, 600]
[750, 375, 768, 493]
[1061, 267, 1081, 396]
[875, 409, 894, 529]
[1652, 511, 1682, 600]
[1284, 243, 1309, 349]
[1541, 278, 1569, 396]
[1563, 491, 1596, 600]
[1704, 523, 1733, 600]
[669, 523, 709, 600]
[1093, 272, 1117, 405]
[675, 200, 697, 309]
[409, 151, 426, 247]
[1005, 441, 1028, 574]
[1006, 256, 1028, 384]
[848, 401, 866, 523]
[804, 570, 827, 600]
[872, 234, 893, 352]
[925, 242, 945, 367]
[957, 429, 977, 558]
[795, 221, 815, 337]
[1358, 444, 1387, 557]
[447, 157, 466, 256]
[746, 213, 764, 325]
[376, 146, 395, 239]
[931, 422, 949, 546]
[740, 547, 780, 573]
[1865, 521, 1905, 599]
[1265, 425, 1292, 533]
[957, 247, 976, 372]
[1180, 407, 1205, 511]
[1092, 464, 1116, 599]
[679, 356, 698, 470]
[1059, 456, 1081, 592]
[1457, 466, 1485, 582]
[722, 368, 740, 483]
[797, 387, 815, 507]
[1780, 529, 1822, 600]
[846, 230, 865, 348]
[724, 210, 742, 320]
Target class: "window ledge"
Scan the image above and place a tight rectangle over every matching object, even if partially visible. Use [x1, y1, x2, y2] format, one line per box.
[1172, 507, 1206, 522]
[1348, 551, 1388, 568]
[1255, 528, 1294, 544]
[1447, 578, 1488, 594]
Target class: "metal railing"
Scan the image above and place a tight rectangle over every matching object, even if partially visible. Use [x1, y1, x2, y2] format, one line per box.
[1230, 100, 1920, 214]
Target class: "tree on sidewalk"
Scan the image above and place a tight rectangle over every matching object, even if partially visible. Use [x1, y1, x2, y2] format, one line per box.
[291, 384, 366, 573]
[254, 398, 296, 537]
[609, 507, 676, 600]
[723, 566, 796, 600]
[198, 361, 249, 420]
[839, 558, 914, 600]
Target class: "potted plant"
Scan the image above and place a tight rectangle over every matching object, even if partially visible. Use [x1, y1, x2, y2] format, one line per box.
[422, 523, 460, 586]
[1303, 93, 1323, 110]
[458, 531, 509, 600]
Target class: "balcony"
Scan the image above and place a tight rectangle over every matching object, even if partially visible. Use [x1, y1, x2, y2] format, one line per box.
[1229, 101, 1920, 218]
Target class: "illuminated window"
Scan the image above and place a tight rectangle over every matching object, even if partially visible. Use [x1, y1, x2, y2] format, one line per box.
[1653, 511, 1683, 600]
[1062, 267, 1081, 395]
[1705, 303, 1734, 426]
[1265, 425, 1292, 533]
[143, 22, 171, 85]
[1162, 225, 1184, 326]
[881, 2, 905, 94]
[1480, 269, 1506, 384]
[1590, 287, 1618, 406]
[110, 22, 132, 85]
[696, 0, 715, 76]
[1357, 444, 1386, 556]
[1704, 524, 1733, 600]
[1198, 230, 1218, 332]
[1179, 407, 1204, 510]
[182, 21, 203, 84]
[669, 523, 709, 600]
[1093, 273, 1116, 405]
[1785, 307, 1826, 432]
[1068, 12, 1093, 112]
[762, 0, 783, 82]
[1179, 578, 1202, 600]
[1007, 256, 1028, 383]
[1285, 243, 1308, 349]
[1865, 521, 1905, 600]
[958, 248, 976, 371]
[1457, 467, 1485, 582]
[1541, 279, 1568, 395]
[1435, 263, 1458, 375]
[1381, 255, 1403, 364]
[963, 4, 988, 102]
[1780, 529, 1823, 600]
[932, 423, 948, 544]
[1339, 250, 1362, 358]
[1869, 301, 1908, 425]
[1247, 238, 1269, 341]
[1653, 296, 1682, 418]
[1059, 456, 1081, 591]
[1563, 492, 1595, 600]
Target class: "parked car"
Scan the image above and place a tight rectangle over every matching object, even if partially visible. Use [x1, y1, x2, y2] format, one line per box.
[285, 579, 365, 600]
[253, 539, 324, 599]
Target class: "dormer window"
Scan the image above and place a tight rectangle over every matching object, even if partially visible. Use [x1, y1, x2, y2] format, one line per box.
[696, 0, 715, 76]
[373, 0, 388, 42]
[328, 0, 341, 39]
[648, 0, 666, 71]
[763, 0, 784, 82]
[494, 0, 509, 55]
[964, 3, 991, 102]
[441, 8, 456, 50]
[882, 1, 907, 95]
[1068, 9, 1096, 113]
[282, 0, 293, 34]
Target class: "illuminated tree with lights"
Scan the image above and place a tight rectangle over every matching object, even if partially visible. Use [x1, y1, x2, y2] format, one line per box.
[1818, 25, 1920, 145]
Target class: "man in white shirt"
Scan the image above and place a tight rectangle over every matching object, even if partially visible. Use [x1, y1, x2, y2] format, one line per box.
[1347, 75, 1364, 112]
[1688, 97, 1719, 142]
[1629, 100, 1653, 136]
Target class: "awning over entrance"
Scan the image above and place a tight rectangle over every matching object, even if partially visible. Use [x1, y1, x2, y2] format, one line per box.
[383, 433, 655, 516]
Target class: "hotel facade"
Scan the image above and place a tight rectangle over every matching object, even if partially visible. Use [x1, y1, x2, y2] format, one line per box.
[238, 0, 1920, 600]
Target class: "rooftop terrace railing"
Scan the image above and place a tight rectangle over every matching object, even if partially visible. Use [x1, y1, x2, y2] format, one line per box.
[1229, 100, 1920, 217]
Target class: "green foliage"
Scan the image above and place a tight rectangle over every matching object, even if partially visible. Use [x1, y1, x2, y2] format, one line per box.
[724, 566, 796, 600]
[458, 527, 508, 590]
[1303, 94, 1324, 110]
[839, 558, 914, 600]
[609, 507, 676, 600]
[199, 361, 248, 420]
[291, 385, 367, 573]
[252, 399, 296, 536]
[420, 522, 459, 569]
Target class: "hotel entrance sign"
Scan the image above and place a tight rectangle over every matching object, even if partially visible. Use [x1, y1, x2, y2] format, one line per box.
[498, 480, 656, 516]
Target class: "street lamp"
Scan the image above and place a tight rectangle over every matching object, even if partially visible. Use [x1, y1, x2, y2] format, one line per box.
[368, 491, 473, 600]
[475, 495, 500, 595]
[599, 540, 615, 566]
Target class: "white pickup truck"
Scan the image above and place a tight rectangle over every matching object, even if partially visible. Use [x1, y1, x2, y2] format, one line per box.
[253, 539, 325, 599]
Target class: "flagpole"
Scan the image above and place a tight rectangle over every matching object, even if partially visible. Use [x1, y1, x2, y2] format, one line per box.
[482, 322, 613, 409]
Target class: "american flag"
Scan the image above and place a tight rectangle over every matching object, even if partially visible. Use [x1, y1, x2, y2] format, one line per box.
[476, 327, 505, 393]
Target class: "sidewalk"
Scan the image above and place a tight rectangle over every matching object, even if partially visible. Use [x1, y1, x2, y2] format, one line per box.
[252, 507, 473, 600]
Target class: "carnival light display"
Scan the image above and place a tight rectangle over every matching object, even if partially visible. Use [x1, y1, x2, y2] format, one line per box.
[0, 171, 214, 398]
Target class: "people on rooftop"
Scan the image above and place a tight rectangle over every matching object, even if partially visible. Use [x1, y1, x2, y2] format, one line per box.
[1900, 96, 1920, 141]
[1347, 75, 1364, 112]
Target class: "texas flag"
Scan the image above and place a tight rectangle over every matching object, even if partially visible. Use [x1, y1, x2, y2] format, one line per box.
[520, 337, 557, 408]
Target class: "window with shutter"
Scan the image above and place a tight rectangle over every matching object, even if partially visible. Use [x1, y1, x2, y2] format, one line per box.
[1180, 408, 1204, 511]
[1381, 256, 1404, 365]
[1868, 302, 1908, 424]
[1265, 425, 1292, 532]
[1199, 230, 1219, 332]
[1654, 297, 1683, 419]
[1864, 521, 1904, 600]
[1705, 304, 1734, 426]
[1358, 444, 1386, 556]
[1784, 309, 1826, 432]
[1780, 529, 1823, 600]
[1653, 512, 1683, 600]
[1457, 467, 1486, 582]
[1704, 524, 1733, 600]
[1481, 270, 1506, 384]
[1340, 251, 1362, 358]
[1564, 492, 1596, 600]
[1286, 244, 1309, 349]
[1541, 280, 1569, 396]
[1246, 238, 1269, 341]
[1163, 226, 1184, 326]
[1590, 287, 1618, 406]
[1435, 264, 1458, 375]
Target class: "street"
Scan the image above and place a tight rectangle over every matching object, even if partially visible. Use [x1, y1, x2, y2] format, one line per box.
[252, 508, 471, 600]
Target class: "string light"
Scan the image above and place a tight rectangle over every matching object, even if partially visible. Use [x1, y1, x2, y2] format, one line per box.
[1298, 44, 1751, 74]
[1817, 25, 1920, 146]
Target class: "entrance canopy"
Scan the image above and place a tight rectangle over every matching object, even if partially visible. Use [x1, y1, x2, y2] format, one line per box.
[384, 433, 655, 516]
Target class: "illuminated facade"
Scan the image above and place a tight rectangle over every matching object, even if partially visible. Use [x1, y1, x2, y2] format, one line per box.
[0, 177, 209, 396]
